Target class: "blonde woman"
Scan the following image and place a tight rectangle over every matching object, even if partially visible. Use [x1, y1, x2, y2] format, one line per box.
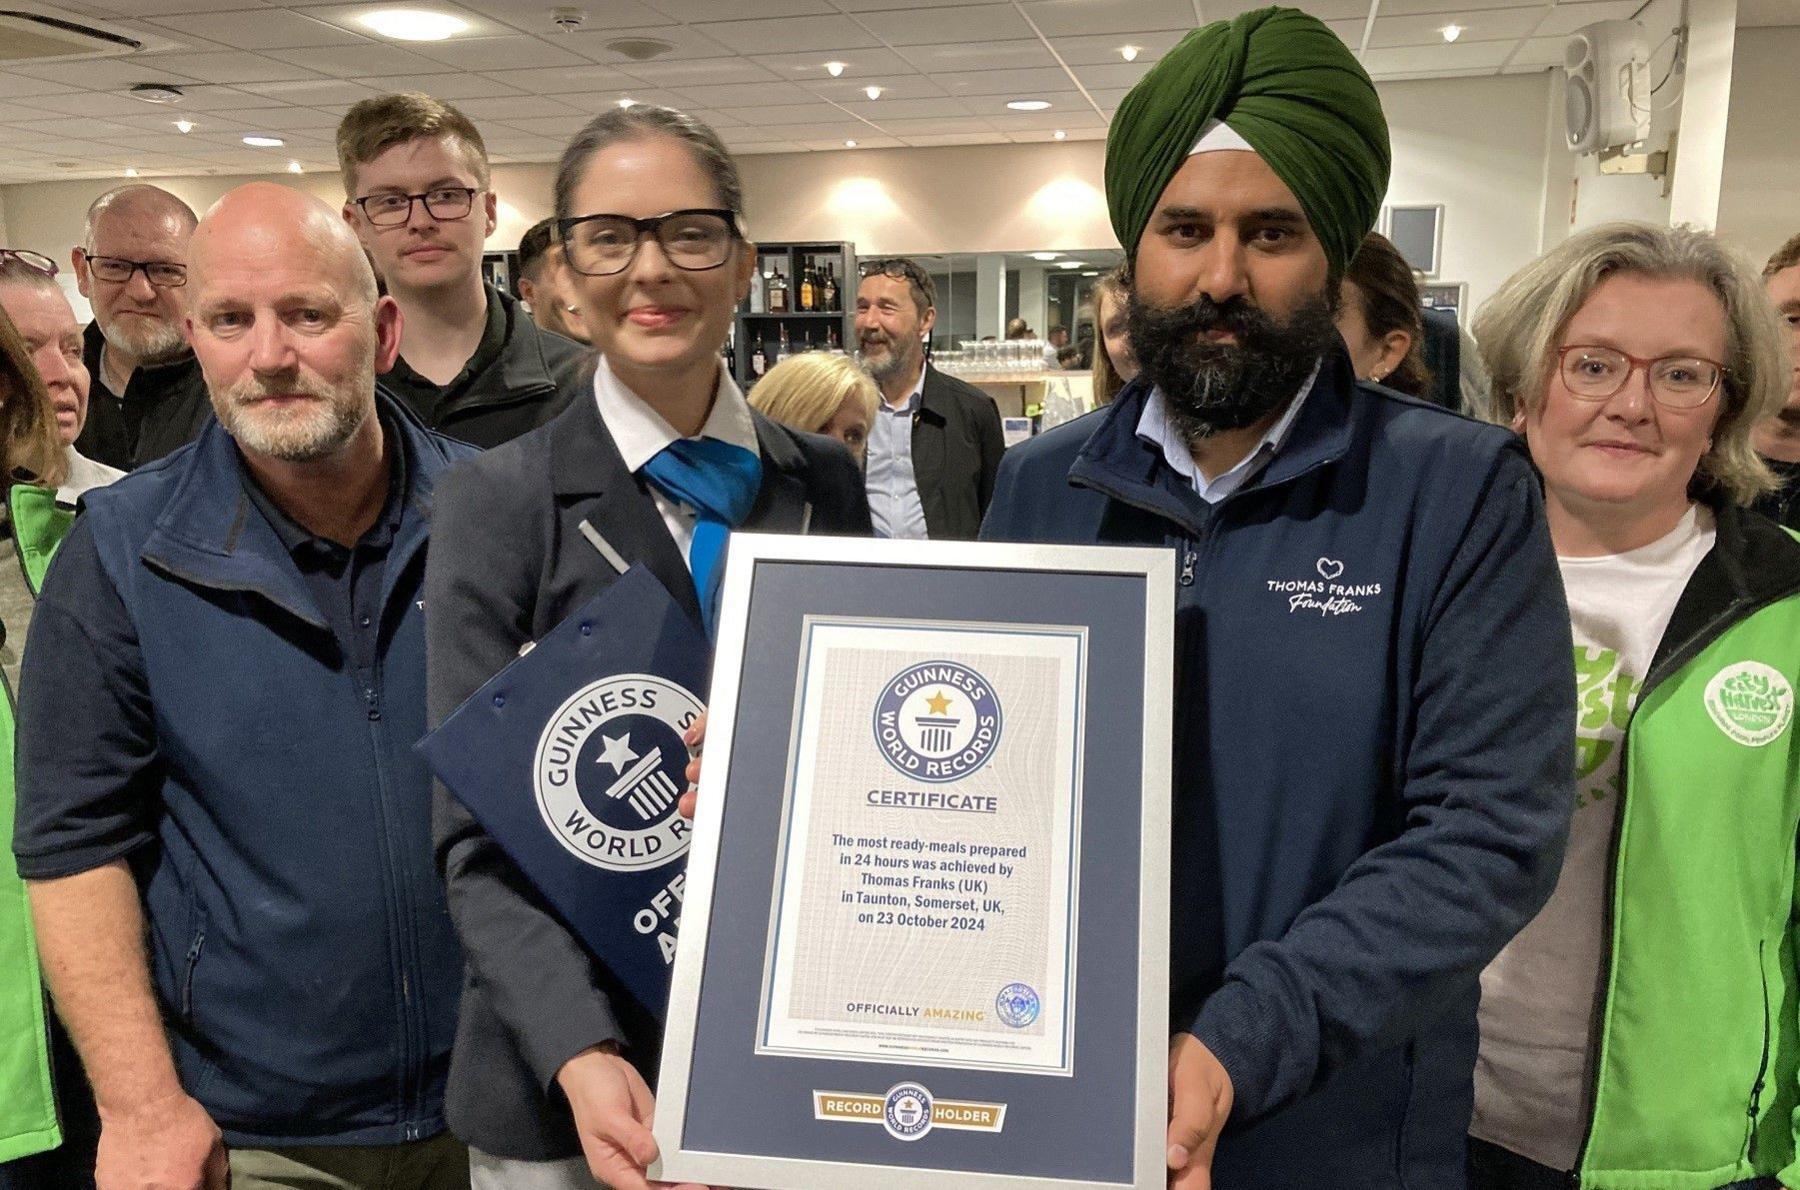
[1469, 223, 1794, 1190]
[1088, 267, 1137, 406]
[747, 349, 878, 464]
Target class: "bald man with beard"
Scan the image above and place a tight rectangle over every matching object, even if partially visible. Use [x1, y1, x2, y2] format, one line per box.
[70, 185, 214, 471]
[12, 183, 472, 1190]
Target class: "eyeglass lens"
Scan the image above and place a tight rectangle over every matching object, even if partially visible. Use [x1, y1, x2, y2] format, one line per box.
[89, 256, 187, 288]
[1560, 346, 1720, 408]
[564, 212, 734, 276]
[360, 188, 477, 227]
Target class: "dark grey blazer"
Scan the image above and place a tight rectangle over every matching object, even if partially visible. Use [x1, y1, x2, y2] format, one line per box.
[911, 364, 1006, 540]
[422, 392, 871, 1159]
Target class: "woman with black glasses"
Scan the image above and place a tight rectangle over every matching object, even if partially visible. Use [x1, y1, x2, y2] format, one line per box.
[421, 106, 869, 1190]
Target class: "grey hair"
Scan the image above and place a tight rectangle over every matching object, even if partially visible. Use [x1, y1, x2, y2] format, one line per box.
[552, 106, 744, 226]
[1472, 221, 1789, 506]
[85, 184, 198, 246]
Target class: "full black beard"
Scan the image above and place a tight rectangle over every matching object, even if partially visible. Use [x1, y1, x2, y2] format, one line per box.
[1127, 289, 1339, 439]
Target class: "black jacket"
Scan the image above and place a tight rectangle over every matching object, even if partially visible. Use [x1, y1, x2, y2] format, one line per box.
[910, 364, 1005, 540]
[383, 286, 589, 450]
[422, 393, 871, 1159]
[75, 322, 213, 471]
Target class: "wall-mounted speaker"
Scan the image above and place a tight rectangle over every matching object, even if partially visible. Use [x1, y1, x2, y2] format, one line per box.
[1564, 20, 1651, 155]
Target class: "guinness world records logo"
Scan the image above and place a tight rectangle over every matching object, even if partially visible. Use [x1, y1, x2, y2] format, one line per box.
[533, 675, 703, 872]
[873, 660, 1003, 783]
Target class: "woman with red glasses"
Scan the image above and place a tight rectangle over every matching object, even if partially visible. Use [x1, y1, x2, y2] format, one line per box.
[1468, 223, 1796, 1190]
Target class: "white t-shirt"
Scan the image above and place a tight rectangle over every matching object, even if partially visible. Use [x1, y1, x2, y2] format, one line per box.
[1471, 503, 1715, 1170]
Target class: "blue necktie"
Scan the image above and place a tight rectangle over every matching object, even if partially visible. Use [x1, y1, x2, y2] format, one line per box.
[640, 437, 763, 638]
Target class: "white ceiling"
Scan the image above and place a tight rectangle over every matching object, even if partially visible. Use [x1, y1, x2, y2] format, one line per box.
[0, 0, 1776, 184]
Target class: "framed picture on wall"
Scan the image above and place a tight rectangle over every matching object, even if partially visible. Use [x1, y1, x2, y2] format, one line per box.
[1383, 204, 1444, 278]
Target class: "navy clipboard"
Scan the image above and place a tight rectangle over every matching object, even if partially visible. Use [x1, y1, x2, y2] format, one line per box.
[418, 565, 708, 1020]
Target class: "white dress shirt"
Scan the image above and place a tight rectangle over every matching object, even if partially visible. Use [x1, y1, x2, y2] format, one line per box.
[1135, 361, 1319, 504]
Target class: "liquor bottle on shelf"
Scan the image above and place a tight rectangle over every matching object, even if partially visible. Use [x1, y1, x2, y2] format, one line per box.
[821, 264, 838, 312]
[798, 265, 816, 312]
[749, 268, 765, 313]
[777, 323, 791, 361]
[769, 266, 789, 312]
[751, 340, 767, 377]
[826, 321, 841, 351]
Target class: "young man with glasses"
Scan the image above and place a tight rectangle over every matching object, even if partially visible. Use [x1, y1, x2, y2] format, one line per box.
[68, 185, 212, 471]
[855, 258, 1004, 539]
[337, 93, 587, 448]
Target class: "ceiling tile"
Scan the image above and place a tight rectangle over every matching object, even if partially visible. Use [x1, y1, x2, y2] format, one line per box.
[452, 94, 585, 119]
[552, 88, 690, 111]
[1007, 127, 1106, 143]
[649, 0, 832, 17]
[803, 136, 902, 150]
[1534, 1, 1643, 37]
[297, 1, 514, 40]
[480, 64, 638, 93]
[232, 77, 379, 105]
[831, 0, 986, 10]
[1368, 8, 1544, 47]
[12, 90, 164, 118]
[855, 5, 1035, 45]
[1375, 0, 1555, 13]
[739, 102, 863, 126]
[987, 107, 1104, 130]
[372, 73, 527, 99]
[1069, 61, 1152, 89]
[1740, 0, 1800, 26]
[410, 35, 590, 71]
[749, 47, 918, 79]
[1207, 0, 1371, 17]
[1359, 39, 1513, 74]
[679, 107, 746, 127]
[478, 0, 671, 36]
[1085, 87, 1131, 109]
[148, 8, 367, 49]
[8, 55, 196, 88]
[830, 96, 975, 120]
[72, 0, 276, 15]
[690, 16, 881, 55]
[925, 66, 1081, 96]
[217, 105, 344, 130]
[616, 58, 784, 87]
[0, 74, 79, 100]
[1019, 0, 1195, 38]
[485, 114, 586, 137]
[561, 24, 735, 63]
[897, 40, 1058, 72]
[899, 132, 1003, 145]
[1049, 29, 1188, 66]
[129, 50, 318, 83]
[869, 115, 999, 134]
[667, 80, 819, 108]
[267, 43, 461, 77]
[1506, 36, 1571, 68]
[799, 78, 953, 104]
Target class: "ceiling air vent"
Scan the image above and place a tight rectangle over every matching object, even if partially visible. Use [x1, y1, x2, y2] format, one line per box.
[0, 8, 143, 63]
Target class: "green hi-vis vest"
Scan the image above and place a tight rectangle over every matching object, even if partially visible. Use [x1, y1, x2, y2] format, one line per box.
[0, 483, 75, 1160]
[1580, 573, 1800, 1189]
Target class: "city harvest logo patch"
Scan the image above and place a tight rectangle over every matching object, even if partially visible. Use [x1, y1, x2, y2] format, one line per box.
[1266, 556, 1384, 618]
[1704, 662, 1794, 748]
[533, 675, 703, 872]
[873, 661, 1002, 783]
[813, 1084, 1007, 1142]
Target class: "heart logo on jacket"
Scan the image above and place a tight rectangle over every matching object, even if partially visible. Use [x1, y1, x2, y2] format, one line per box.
[1316, 558, 1344, 581]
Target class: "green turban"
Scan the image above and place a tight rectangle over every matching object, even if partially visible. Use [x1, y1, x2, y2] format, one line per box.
[1105, 6, 1390, 279]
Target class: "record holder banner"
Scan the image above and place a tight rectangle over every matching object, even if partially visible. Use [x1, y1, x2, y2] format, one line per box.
[654, 536, 1173, 1190]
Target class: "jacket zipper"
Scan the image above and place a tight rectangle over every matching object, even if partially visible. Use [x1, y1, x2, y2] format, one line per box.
[181, 925, 205, 1021]
[1745, 938, 1772, 1164]
[1569, 579, 1800, 1183]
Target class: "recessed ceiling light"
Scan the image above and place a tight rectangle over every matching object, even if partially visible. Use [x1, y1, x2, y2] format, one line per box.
[1053, 129, 1066, 140]
[242, 135, 284, 147]
[1081, 271, 1099, 277]
[174, 118, 194, 133]
[287, 160, 303, 173]
[124, 167, 139, 177]
[356, 8, 468, 41]
[825, 61, 845, 77]
[1057, 260, 1084, 269]
[1029, 252, 1059, 261]
[129, 83, 184, 105]
[1007, 99, 1051, 111]
[1441, 23, 1463, 42]
[863, 84, 883, 100]
[618, 97, 635, 108]
[1120, 45, 1140, 62]
[844, 139, 857, 148]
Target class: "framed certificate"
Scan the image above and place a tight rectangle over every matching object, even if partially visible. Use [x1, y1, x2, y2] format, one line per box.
[653, 536, 1173, 1190]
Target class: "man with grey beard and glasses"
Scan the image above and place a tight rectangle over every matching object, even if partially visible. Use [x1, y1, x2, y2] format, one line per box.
[855, 257, 1003, 539]
[70, 185, 213, 471]
[14, 183, 471, 1190]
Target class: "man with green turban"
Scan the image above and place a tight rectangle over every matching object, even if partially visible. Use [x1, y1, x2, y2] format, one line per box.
[982, 7, 1575, 1186]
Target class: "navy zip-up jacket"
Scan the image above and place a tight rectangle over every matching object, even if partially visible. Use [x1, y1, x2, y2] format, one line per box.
[982, 354, 1575, 1186]
[12, 396, 471, 1147]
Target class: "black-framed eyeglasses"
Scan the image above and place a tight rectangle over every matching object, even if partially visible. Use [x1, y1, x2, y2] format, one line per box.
[1555, 343, 1726, 410]
[0, 249, 56, 278]
[85, 253, 186, 288]
[354, 187, 481, 228]
[557, 208, 741, 277]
